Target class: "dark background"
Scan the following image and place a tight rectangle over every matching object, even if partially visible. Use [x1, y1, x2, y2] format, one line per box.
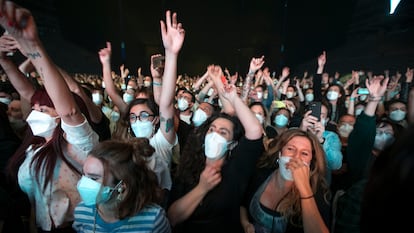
[10, 0, 414, 77]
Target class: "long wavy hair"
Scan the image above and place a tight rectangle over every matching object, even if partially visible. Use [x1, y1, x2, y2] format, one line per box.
[90, 138, 162, 219]
[6, 89, 91, 191]
[175, 112, 244, 187]
[256, 128, 330, 226]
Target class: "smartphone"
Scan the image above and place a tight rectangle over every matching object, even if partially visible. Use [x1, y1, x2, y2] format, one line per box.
[152, 56, 165, 69]
[358, 88, 369, 95]
[308, 101, 321, 121]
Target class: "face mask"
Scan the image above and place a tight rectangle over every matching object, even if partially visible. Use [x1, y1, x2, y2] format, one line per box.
[192, 108, 208, 127]
[110, 111, 120, 122]
[204, 132, 229, 160]
[373, 132, 394, 151]
[207, 88, 214, 96]
[345, 100, 350, 109]
[254, 113, 264, 125]
[101, 81, 106, 89]
[327, 91, 339, 101]
[121, 84, 126, 90]
[256, 92, 263, 99]
[131, 120, 153, 138]
[0, 97, 11, 105]
[321, 118, 327, 126]
[303, 84, 309, 89]
[359, 95, 367, 101]
[355, 108, 364, 116]
[77, 176, 121, 206]
[338, 123, 354, 138]
[177, 98, 189, 111]
[389, 109, 406, 122]
[286, 92, 294, 99]
[305, 93, 314, 102]
[278, 156, 293, 181]
[123, 93, 134, 104]
[92, 93, 103, 105]
[274, 114, 288, 128]
[263, 92, 268, 99]
[127, 85, 134, 90]
[26, 110, 58, 138]
[144, 81, 151, 87]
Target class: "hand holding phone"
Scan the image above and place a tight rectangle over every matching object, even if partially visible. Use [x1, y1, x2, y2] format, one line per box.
[307, 101, 321, 121]
[152, 55, 165, 70]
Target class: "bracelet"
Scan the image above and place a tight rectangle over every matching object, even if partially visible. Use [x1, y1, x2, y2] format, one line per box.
[368, 95, 383, 102]
[153, 81, 162, 86]
[300, 194, 314, 199]
[349, 97, 356, 102]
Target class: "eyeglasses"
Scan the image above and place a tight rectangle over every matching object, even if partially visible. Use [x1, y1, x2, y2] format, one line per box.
[129, 111, 154, 123]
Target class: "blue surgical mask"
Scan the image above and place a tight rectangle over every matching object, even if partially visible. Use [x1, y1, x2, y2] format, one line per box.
[110, 111, 120, 122]
[92, 93, 103, 105]
[305, 93, 314, 102]
[77, 176, 122, 206]
[131, 120, 153, 138]
[0, 97, 11, 105]
[327, 91, 339, 101]
[123, 93, 134, 104]
[274, 114, 288, 128]
[373, 132, 394, 151]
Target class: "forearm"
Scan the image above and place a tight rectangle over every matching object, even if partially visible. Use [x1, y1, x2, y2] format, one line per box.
[24, 42, 82, 123]
[231, 96, 262, 140]
[18, 58, 35, 75]
[168, 185, 207, 226]
[102, 62, 127, 114]
[0, 58, 35, 101]
[301, 198, 329, 233]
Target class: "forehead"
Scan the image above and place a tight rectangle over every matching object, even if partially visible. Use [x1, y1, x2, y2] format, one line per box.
[329, 86, 340, 92]
[250, 105, 265, 114]
[285, 136, 312, 151]
[130, 103, 153, 115]
[83, 156, 104, 176]
[377, 123, 394, 133]
[339, 115, 356, 124]
[277, 109, 290, 117]
[389, 102, 406, 109]
[211, 118, 233, 132]
[199, 102, 213, 114]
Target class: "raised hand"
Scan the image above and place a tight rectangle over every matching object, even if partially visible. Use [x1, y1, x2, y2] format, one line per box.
[160, 10, 185, 55]
[248, 56, 265, 73]
[98, 41, 111, 64]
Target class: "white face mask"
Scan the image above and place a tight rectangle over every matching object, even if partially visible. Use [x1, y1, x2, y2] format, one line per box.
[303, 84, 310, 89]
[278, 156, 293, 181]
[305, 93, 314, 102]
[389, 109, 406, 122]
[123, 93, 134, 104]
[274, 114, 288, 128]
[338, 123, 354, 138]
[121, 84, 127, 90]
[327, 91, 339, 101]
[110, 111, 120, 122]
[92, 93, 103, 105]
[144, 81, 151, 87]
[255, 113, 264, 124]
[177, 98, 190, 111]
[207, 88, 214, 96]
[204, 132, 229, 160]
[192, 108, 208, 127]
[0, 97, 11, 105]
[373, 132, 394, 151]
[286, 92, 295, 99]
[131, 120, 153, 138]
[256, 92, 263, 99]
[26, 110, 58, 138]
[321, 117, 328, 126]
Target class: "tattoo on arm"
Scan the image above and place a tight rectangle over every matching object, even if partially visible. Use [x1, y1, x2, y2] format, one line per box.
[160, 115, 174, 133]
[26, 52, 41, 59]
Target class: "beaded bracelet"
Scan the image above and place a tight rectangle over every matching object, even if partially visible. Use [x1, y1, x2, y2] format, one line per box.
[368, 95, 383, 102]
[300, 194, 314, 200]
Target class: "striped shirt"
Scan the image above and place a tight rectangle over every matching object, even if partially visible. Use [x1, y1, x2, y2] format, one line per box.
[73, 203, 171, 233]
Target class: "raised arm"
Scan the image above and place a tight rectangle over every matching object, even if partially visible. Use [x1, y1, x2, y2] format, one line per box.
[159, 10, 185, 144]
[98, 42, 128, 115]
[0, 2, 83, 125]
[0, 34, 35, 101]
[241, 56, 265, 103]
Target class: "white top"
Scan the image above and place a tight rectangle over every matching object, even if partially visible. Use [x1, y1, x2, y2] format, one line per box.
[18, 119, 99, 231]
